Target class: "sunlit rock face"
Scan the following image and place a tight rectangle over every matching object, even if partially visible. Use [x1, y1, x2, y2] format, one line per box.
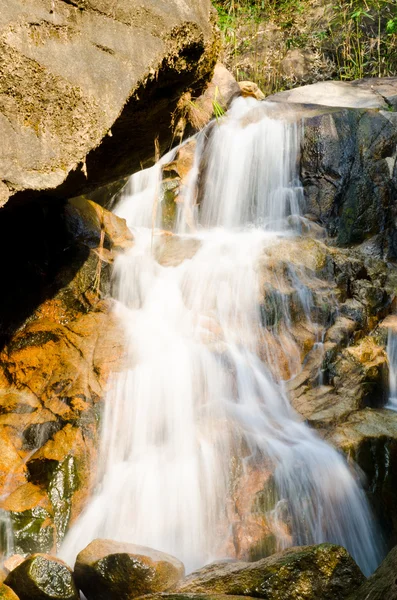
[0, 0, 218, 206]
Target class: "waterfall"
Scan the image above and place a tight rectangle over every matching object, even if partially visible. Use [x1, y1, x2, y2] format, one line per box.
[60, 98, 382, 575]
[387, 326, 397, 410]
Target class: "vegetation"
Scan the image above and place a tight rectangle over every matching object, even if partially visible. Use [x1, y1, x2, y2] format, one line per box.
[212, 0, 397, 94]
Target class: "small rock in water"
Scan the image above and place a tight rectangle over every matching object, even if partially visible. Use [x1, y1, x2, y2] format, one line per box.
[0, 584, 20, 600]
[172, 544, 364, 600]
[4, 554, 79, 600]
[74, 539, 185, 600]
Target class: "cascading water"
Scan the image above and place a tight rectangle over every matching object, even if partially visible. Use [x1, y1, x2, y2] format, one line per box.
[61, 98, 382, 575]
[387, 326, 397, 410]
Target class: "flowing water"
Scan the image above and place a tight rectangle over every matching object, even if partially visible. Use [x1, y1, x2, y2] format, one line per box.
[387, 327, 397, 410]
[61, 98, 382, 575]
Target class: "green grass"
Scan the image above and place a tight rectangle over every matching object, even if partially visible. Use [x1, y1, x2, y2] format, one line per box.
[212, 0, 397, 95]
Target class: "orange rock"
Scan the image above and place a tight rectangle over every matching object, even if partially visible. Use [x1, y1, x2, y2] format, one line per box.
[0, 483, 51, 514]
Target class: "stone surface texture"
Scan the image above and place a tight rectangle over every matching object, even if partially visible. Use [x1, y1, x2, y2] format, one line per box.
[0, 0, 218, 205]
[173, 544, 364, 600]
[4, 554, 78, 600]
[75, 539, 185, 600]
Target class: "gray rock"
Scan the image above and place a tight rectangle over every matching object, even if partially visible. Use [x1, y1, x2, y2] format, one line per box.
[267, 78, 397, 110]
[301, 106, 397, 251]
[0, 0, 217, 205]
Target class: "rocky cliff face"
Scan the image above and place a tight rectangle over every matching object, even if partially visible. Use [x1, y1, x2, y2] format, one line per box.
[0, 0, 218, 206]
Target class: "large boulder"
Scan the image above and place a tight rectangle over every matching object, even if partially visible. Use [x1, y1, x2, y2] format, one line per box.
[0, 0, 218, 206]
[74, 539, 185, 600]
[4, 554, 78, 600]
[267, 78, 397, 110]
[173, 544, 364, 600]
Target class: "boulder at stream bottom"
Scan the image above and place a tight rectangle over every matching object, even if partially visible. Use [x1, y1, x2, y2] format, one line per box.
[4, 554, 78, 600]
[172, 544, 364, 600]
[74, 539, 185, 600]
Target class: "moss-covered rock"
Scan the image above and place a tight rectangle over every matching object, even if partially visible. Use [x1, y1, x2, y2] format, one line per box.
[5, 554, 78, 600]
[75, 539, 185, 600]
[173, 544, 364, 600]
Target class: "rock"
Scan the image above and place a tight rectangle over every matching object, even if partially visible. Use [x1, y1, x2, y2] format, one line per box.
[175, 64, 241, 136]
[279, 49, 318, 83]
[160, 141, 197, 230]
[239, 82, 265, 100]
[75, 539, 185, 600]
[0, 0, 218, 205]
[3, 557, 24, 575]
[154, 234, 202, 267]
[5, 554, 78, 600]
[0, 585, 19, 600]
[300, 106, 397, 250]
[328, 409, 397, 545]
[65, 197, 133, 254]
[267, 78, 397, 109]
[173, 544, 364, 600]
[350, 544, 397, 599]
[136, 595, 256, 600]
[0, 198, 129, 552]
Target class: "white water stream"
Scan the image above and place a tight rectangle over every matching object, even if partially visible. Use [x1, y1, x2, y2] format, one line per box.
[387, 327, 397, 410]
[61, 98, 381, 575]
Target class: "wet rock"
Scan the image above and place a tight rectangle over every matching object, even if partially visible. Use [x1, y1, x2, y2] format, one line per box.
[0, 0, 218, 205]
[154, 234, 202, 267]
[0, 199, 129, 552]
[0, 483, 54, 555]
[300, 106, 397, 251]
[173, 544, 364, 600]
[65, 197, 133, 254]
[137, 595, 256, 600]
[75, 539, 185, 600]
[350, 544, 397, 599]
[0, 585, 19, 600]
[5, 554, 78, 600]
[328, 408, 397, 546]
